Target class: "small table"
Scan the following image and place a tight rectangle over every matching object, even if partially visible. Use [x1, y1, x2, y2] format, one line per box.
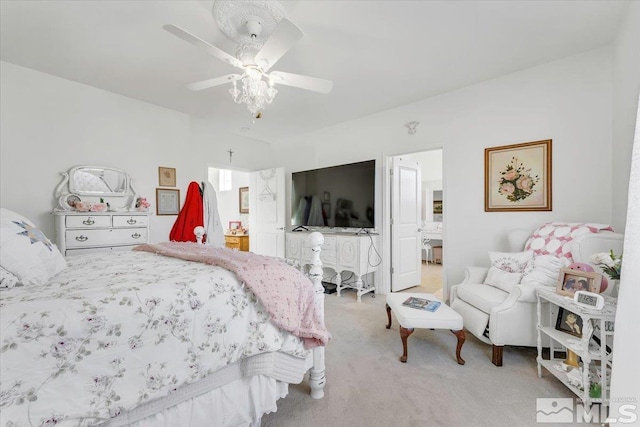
[225, 234, 249, 251]
[386, 293, 465, 364]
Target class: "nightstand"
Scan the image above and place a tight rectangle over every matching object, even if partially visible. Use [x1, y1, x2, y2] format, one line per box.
[225, 234, 249, 251]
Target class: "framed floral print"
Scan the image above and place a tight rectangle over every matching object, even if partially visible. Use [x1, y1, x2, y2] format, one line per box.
[484, 139, 552, 212]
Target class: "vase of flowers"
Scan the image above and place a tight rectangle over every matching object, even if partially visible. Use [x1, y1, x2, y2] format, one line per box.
[590, 250, 622, 297]
[135, 196, 151, 212]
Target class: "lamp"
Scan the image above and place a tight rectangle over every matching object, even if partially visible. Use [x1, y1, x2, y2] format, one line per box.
[229, 67, 278, 116]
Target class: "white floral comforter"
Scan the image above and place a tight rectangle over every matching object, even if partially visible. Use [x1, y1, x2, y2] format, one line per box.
[0, 251, 309, 427]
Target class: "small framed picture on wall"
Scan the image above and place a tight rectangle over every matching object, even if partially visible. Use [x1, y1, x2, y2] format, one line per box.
[156, 188, 180, 215]
[239, 187, 249, 213]
[158, 167, 176, 187]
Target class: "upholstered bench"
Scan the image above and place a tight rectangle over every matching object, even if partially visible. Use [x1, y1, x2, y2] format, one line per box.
[385, 293, 465, 364]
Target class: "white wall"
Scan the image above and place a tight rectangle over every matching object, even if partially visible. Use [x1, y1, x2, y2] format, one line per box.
[190, 117, 275, 172]
[0, 61, 191, 243]
[273, 47, 615, 292]
[0, 61, 276, 244]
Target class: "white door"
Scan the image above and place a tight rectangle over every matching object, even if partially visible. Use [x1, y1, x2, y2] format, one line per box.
[391, 157, 422, 292]
[249, 167, 285, 257]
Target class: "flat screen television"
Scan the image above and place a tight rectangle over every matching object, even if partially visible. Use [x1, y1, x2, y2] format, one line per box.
[291, 160, 376, 230]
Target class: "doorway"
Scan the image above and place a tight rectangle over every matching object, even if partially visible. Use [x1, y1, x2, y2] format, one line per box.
[389, 149, 443, 297]
[207, 167, 250, 239]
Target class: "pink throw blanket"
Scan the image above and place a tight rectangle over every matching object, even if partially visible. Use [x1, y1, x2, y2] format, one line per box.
[133, 242, 329, 348]
[524, 222, 614, 264]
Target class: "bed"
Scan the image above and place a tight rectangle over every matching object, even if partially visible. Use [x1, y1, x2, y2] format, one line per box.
[0, 208, 329, 427]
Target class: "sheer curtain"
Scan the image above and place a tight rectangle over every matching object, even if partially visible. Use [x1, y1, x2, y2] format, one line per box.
[610, 96, 640, 421]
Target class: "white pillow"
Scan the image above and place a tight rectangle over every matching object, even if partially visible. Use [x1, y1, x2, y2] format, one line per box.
[0, 208, 66, 286]
[0, 266, 21, 289]
[483, 266, 522, 292]
[489, 251, 533, 273]
[520, 254, 568, 287]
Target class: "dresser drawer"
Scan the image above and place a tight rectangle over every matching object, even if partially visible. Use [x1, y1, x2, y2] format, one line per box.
[225, 235, 249, 251]
[66, 246, 137, 256]
[66, 228, 147, 248]
[321, 236, 337, 251]
[66, 215, 111, 228]
[225, 236, 242, 244]
[112, 215, 149, 227]
[320, 249, 337, 265]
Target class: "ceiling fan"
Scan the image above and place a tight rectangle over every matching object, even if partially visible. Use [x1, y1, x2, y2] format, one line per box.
[164, 0, 333, 117]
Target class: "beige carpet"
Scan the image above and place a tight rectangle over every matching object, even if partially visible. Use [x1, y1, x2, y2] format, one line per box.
[261, 289, 590, 427]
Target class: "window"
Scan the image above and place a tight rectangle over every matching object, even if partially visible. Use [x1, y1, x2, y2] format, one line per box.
[219, 169, 232, 191]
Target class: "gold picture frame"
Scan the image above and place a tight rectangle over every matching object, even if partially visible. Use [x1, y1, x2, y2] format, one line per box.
[239, 187, 249, 213]
[158, 166, 176, 187]
[484, 139, 552, 212]
[555, 268, 602, 297]
[156, 188, 180, 215]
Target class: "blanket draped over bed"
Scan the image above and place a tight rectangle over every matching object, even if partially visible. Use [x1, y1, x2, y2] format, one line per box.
[0, 249, 327, 426]
[133, 242, 329, 348]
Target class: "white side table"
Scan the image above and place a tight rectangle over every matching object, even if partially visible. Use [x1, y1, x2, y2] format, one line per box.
[536, 288, 616, 410]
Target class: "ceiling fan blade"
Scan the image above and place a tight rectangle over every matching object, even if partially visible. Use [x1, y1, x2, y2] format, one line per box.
[163, 24, 243, 68]
[270, 71, 333, 94]
[254, 19, 303, 71]
[186, 74, 240, 91]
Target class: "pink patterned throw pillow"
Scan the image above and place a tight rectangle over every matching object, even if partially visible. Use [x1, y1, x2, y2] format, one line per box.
[523, 222, 614, 264]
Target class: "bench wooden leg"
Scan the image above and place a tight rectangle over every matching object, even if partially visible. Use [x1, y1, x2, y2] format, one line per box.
[385, 304, 392, 329]
[492, 344, 503, 366]
[451, 329, 466, 365]
[399, 327, 414, 363]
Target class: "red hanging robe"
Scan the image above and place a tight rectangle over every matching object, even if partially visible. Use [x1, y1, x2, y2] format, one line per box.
[169, 182, 203, 242]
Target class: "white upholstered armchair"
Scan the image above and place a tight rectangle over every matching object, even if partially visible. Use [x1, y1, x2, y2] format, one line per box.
[450, 226, 624, 366]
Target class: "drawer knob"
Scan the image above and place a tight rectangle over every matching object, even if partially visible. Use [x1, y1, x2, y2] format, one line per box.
[75, 235, 88, 242]
[131, 233, 141, 239]
[82, 218, 95, 225]
[127, 218, 137, 225]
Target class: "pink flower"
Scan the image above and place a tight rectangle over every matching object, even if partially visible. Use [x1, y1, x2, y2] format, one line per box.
[499, 182, 515, 195]
[136, 197, 151, 209]
[516, 175, 533, 193]
[503, 170, 518, 181]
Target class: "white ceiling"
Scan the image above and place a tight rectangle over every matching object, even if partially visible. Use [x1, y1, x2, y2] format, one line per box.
[0, 1, 628, 144]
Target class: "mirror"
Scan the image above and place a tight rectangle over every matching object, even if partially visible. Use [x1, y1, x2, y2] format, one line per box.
[68, 166, 129, 196]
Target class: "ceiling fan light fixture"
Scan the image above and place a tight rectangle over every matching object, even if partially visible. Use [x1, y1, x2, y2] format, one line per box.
[166, 1, 332, 118]
[230, 71, 277, 114]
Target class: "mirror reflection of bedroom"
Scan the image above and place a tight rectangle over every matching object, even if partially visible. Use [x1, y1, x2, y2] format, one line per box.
[403, 149, 443, 298]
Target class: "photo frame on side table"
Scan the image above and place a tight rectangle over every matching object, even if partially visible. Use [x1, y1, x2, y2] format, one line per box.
[484, 139, 552, 212]
[555, 307, 583, 338]
[228, 221, 242, 233]
[156, 188, 180, 215]
[158, 167, 176, 187]
[555, 268, 602, 297]
[239, 187, 249, 213]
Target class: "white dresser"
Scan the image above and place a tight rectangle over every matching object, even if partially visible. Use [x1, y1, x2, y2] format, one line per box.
[54, 211, 151, 256]
[286, 231, 380, 302]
